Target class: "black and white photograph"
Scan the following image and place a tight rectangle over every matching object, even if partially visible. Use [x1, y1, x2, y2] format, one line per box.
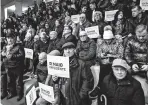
[0, 0, 148, 105]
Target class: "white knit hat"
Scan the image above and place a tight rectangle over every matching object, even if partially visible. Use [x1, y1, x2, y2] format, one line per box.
[103, 30, 114, 39]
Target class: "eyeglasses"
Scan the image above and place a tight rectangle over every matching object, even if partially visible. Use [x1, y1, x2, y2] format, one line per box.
[80, 17, 85, 18]
[79, 35, 87, 38]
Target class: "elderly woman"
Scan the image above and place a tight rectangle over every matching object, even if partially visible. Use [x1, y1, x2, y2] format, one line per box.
[96, 29, 124, 84]
[92, 11, 107, 38]
[99, 59, 145, 105]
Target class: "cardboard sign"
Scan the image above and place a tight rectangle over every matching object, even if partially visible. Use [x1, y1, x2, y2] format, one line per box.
[85, 26, 100, 38]
[140, 0, 148, 10]
[39, 83, 55, 103]
[24, 48, 33, 59]
[47, 55, 69, 78]
[105, 10, 118, 21]
[71, 15, 80, 23]
[26, 86, 37, 105]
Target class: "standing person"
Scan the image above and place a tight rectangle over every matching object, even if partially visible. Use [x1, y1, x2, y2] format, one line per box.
[1, 32, 25, 101]
[98, 59, 145, 105]
[60, 42, 94, 105]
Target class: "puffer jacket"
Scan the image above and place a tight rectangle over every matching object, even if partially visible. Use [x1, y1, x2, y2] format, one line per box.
[2, 44, 25, 69]
[124, 36, 148, 66]
[100, 72, 145, 105]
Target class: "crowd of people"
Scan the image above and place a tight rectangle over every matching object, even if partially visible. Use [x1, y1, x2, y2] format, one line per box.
[1, 0, 148, 105]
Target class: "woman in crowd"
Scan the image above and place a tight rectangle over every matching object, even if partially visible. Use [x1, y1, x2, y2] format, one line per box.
[111, 10, 134, 46]
[96, 28, 124, 84]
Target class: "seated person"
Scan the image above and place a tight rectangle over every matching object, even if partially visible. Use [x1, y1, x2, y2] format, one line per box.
[35, 52, 60, 105]
[124, 24, 148, 98]
[96, 29, 124, 84]
[47, 31, 60, 54]
[98, 59, 145, 105]
[76, 31, 96, 68]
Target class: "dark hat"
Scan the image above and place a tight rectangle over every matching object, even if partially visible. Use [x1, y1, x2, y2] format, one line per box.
[62, 42, 75, 49]
[6, 32, 16, 38]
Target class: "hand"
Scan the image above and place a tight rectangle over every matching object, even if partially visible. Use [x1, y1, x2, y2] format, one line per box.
[128, 33, 132, 37]
[39, 93, 42, 98]
[141, 65, 148, 71]
[52, 76, 58, 82]
[35, 87, 39, 91]
[132, 64, 139, 72]
[6, 54, 12, 59]
[1, 51, 6, 56]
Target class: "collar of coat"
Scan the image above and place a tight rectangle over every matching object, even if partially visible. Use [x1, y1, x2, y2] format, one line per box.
[69, 55, 79, 69]
[109, 72, 133, 86]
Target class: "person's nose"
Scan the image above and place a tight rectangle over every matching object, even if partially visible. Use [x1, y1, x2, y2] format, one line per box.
[118, 69, 122, 74]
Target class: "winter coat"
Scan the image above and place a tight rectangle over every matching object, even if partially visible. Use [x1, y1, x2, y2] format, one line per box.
[54, 25, 64, 39]
[57, 34, 77, 51]
[100, 72, 145, 105]
[2, 44, 25, 70]
[47, 38, 61, 53]
[106, 3, 126, 11]
[96, 38, 124, 64]
[24, 39, 34, 49]
[75, 20, 92, 38]
[36, 61, 48, 83]
[76, 38, 96, 61]
[129, 13, 148, 30]
[36, 61, 60, 100]
[111, 19, 134, 36]
[92, 20, 107, 38]
[59, 56, 94, 105]
[124, 36, 148, 66]
[34, 39, 50, 54]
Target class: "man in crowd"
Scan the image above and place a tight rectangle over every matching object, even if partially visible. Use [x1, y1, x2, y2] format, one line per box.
[1, 32, 25, 101]
[130, 5, 148, 30]
[58, 26, 77, 51]
[99, 59, 145, 105]
[60, 42, 94, 105]
[75, 13, 92, 38]
[124, 24, 148, 98]
[47, 31, 60, 53]
[76, 31, 96, 68]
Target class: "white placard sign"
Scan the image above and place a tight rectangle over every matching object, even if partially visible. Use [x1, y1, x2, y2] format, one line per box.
[24, 48, 33, 59]
[26, 86, 37, 105]
[85, 26, 100, 38]
[47, 55, 69, 78]
[140, 0, 148, 10]
[71, 15, 80, 23]
[105, 10, 118, 21]
[44, 0, 59, 3]
[39, 83, 55, 103]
